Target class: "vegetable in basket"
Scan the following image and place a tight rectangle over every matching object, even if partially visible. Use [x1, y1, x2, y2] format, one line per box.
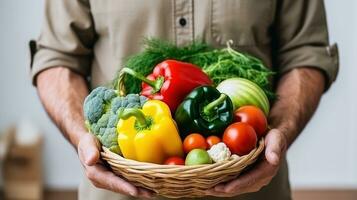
[117, 100, 184, 164]
[121, 59, 212, 112]
[183, 133, 208, 154]
[164, 156, 185, 165]
[207, 142, 231, 163]
[234, 105, 268, 137]
[175, 86, 234, 138]
[185, 149, 212, 166]
[217, 78, 270, 115]
[223, 122, 257, 156]
[83, 87, 147, 154]
[206, 135, 221, 148]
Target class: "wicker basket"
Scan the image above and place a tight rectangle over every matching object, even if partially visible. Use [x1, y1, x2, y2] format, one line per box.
[101, 139, 264, 198]
[100, 69, 265, 198]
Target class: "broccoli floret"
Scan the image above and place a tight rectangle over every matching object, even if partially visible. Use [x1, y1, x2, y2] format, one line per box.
[90, 113, 110, 135]
[98, 127, 121, 154]
[111, 94, 147, 114]
[107, 113, 120, 128]
[83, 86, 148, 155]
[86, 112, 121, 154]
[83, 87, 116, 124]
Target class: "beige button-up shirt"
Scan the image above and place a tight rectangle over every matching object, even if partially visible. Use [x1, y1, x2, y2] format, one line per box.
[31, 0, 338, 89]
[31, 0, 339, 200]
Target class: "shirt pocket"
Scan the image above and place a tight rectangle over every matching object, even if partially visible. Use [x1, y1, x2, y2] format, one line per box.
[211, 0, 274, 47]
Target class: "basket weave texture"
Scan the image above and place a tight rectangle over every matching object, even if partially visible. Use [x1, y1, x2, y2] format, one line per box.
[101, 138, 264, 198]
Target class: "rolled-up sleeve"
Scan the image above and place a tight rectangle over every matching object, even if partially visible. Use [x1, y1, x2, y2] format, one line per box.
[274, 0, 339, 90]
[31, 0, 96, 85]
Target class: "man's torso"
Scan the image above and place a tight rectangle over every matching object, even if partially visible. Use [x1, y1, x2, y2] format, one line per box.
[89, 0, 276, 88]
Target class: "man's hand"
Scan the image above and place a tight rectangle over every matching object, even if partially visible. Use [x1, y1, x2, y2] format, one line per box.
[77, 133, 154, 198]
[206, 129, 287, 197]
[37, 67, 154, 199]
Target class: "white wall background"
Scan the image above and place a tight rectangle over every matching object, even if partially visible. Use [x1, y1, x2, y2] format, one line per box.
[287, 0, 357, 189]
[0, 0, 356, 189]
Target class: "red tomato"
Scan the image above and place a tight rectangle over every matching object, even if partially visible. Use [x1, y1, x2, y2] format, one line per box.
[183, 133, 208, 154]
[164, 156, 185, 165]
[223, 122, 257, 156]
[234, 105, 268, 138]
[206, 136, 221, 148]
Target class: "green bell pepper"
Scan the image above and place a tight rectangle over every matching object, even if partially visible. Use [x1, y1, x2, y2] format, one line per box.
[175, 86, 234, 138]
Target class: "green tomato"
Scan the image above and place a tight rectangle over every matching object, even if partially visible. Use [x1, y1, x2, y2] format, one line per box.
[185, 149, 213, 165]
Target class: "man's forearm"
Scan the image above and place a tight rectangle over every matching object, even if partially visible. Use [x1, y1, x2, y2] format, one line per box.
[269, 67, 326, 146]
[37, 67, 89, 147]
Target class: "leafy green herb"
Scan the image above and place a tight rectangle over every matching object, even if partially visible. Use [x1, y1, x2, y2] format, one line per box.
[112, 38, 276, 100]
[186, 41, 275, 99]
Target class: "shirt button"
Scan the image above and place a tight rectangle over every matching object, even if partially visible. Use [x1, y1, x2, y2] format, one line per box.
[179, 17, 187, 27]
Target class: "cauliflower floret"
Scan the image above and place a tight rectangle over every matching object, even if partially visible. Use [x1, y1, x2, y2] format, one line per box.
[207, 142, 232, 163]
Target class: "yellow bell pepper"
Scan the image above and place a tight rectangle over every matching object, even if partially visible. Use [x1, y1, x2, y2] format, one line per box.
[117, 100, 184, 164]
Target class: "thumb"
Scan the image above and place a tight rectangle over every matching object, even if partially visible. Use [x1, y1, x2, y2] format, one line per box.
[78, 133, 101, 166]
[264, 129, 286, 166]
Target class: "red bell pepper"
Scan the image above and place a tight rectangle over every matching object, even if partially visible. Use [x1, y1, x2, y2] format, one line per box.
[122, 60, 212, 112]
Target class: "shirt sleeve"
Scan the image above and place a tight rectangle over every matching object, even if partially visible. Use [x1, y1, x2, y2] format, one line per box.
[274, 0, 339, 90]
[31, 0, 96, 85]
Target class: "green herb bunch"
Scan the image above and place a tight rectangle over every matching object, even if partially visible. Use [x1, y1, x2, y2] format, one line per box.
[112, 38, 276, 100]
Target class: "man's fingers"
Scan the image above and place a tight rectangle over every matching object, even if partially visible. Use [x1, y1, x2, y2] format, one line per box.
[86, 164, 139, 196]
[78, 134, 101, 166]
[265, 129, 286, 166]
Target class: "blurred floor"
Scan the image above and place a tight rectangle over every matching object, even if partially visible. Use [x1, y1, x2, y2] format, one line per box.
[43, 190, 77, 200]
[7, 189, 355, 200]
[292, 189, 357, 200]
